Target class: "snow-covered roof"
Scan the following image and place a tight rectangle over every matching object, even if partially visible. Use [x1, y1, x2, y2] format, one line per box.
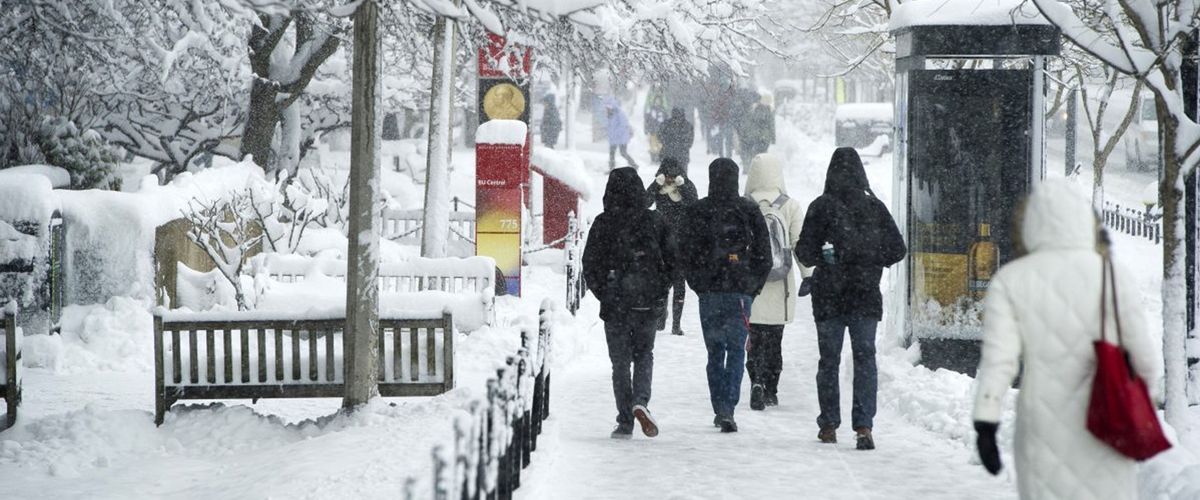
[476, 120, 529, 145]
[890, 0, 1049, 31]
[0, 165, 71, 188]
[531, 147, 593, 201]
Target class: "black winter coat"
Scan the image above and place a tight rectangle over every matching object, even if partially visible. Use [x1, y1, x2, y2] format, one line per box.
[540, 100, 562, 148]
[659, 107, 695, 166]
[795, 147, 906, 322]
[583, 167, 677, 322]
[646, 157, 699, 227]
[681, 158, 772, 296]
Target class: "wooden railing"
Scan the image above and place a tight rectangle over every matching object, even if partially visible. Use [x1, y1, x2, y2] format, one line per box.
[153, 311, 453, 425]
[382, 208, 476, 255]
[416, 300, 554, 500]
[1102, 202, 1162, 244]
[1, 302, 20, 429]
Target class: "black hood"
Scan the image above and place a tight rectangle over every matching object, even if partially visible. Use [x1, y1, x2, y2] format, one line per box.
[707, 157, 740, 198]
[656, 157, 685, 178]
[824, 147, 872, 196]
[603, 167, 648, 211]
[670, 107, 686, 120]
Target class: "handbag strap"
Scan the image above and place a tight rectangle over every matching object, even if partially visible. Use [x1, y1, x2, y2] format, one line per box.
[1099, 256, 1125, 347]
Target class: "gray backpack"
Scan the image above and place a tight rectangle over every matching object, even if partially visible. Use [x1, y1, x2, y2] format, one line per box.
[758, 194, 793, 281]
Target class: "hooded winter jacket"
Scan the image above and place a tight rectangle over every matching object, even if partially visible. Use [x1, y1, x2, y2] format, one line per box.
[745, 154, 811, 325]
[606, 106, 633, 146]
[583, 167, 676, 322]
[680, 158, 772, 296]
[647, 157, 699, 227]
[659, 107, 695, 166]
[973, 180, 1162, 500]
[795, 147, 905, 321]
[540, 96, 562, 148]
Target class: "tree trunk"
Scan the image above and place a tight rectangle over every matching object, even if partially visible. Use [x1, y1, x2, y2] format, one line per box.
[1092, 156, 1105, 210]
[1158, 99, 1189, 431]
[343, 0, 381, 409]
[420, 13, 456, 258]
[242, 70, 280, 169]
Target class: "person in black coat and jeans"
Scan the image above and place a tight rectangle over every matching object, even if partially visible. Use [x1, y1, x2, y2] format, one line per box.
[681, 157, 772, 433]
[584, 167, 677, 440]
[795, 147, 906, 451]
[647, 157, 698, 336]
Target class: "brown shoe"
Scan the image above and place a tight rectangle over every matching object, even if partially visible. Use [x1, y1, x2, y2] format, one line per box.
[855, 427, 874, 450]
[818, 425, 837, 444]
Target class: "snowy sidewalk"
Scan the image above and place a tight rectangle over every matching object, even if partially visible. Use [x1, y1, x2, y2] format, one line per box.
[517, 296, 1016, 500]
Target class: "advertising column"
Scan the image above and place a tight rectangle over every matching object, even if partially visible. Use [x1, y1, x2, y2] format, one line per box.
[476, 34, 531, 296]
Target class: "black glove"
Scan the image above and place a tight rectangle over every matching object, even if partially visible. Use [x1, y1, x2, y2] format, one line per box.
[797, 278, 812, 297]
[974, 421, 1002, 475]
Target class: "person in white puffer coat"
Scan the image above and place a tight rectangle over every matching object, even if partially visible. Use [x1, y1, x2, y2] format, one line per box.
[972, 180, 1163, 500]
[744, 153, 812, 410]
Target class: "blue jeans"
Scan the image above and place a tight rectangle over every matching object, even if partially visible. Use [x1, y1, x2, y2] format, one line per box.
[698, 293, 752, 417]
[815, 316, 878, 430]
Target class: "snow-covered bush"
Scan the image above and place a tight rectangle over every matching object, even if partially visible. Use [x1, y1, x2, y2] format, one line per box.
[37, 117, 121, 190]
[180, 192, 263, 311]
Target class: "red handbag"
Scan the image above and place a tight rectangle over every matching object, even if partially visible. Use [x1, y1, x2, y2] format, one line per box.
[1086, 257, 1171, 461]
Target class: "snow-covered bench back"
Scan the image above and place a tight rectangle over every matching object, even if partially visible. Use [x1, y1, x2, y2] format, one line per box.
[381, 208, 475, 257]
[153, 309, 453, 425]
[259, 254, 495, 294]
[1, 301, 20, 428]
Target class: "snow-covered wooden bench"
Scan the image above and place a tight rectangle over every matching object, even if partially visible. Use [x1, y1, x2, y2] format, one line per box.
[1, 302, 20, 429]
[254, 255, 496, 329]
[153, 310, 454, 425]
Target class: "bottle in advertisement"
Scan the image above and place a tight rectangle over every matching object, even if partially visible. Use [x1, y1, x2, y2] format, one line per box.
[967, 223, 998, 300]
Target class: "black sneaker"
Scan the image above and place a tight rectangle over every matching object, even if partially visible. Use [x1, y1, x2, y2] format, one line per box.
[719, 416, 738, 433]
[671, 328, 684, 336]
[855, 427, 875, 450]
[750, 384, 766, 411]
[611, 422, 634, 439]
[633, 405, 659, 438]
[713, 415, 722, 427]
[818, 425, 837, 444]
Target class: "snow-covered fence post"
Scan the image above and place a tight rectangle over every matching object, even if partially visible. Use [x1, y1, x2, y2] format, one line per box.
[343, 0, 382, 409]
[2, 301, 19, 428]
[539, 301, 553, 421]
[564, 213, 585, 315]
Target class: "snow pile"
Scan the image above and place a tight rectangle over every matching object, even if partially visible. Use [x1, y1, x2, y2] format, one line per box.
[476, 120, 528, 145]
[0, 219, 38, 266]
[889, 0, 1049, 30]
[0, 165, 71, 188]
[0, 174, 57, 224]
[531, 146, 594, 201]
[21, 296, 154, 374]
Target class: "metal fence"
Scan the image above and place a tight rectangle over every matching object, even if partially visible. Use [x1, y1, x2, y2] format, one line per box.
[409, 300, 555, 500]
[1101, 202, 1161, 244]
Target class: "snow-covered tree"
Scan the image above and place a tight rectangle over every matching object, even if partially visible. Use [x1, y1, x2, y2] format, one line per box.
[1032, 0, 1200, 432]
[181, 192, 263, 311]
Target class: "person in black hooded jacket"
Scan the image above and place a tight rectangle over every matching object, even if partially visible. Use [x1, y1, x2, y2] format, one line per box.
[647, 157, 698, 336]
[658, 107, 695, 168]
[680, 157, 772, 433]
[583, 167, 676, 440]
[795, 147, 906, 450]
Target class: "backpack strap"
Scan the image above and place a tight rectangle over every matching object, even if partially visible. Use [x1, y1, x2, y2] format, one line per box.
[771, 193, 789, 209]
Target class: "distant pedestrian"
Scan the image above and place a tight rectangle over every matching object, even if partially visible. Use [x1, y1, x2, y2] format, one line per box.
[973, 180, 1162, 499]
[646, 157, 698, 336]
[644, 84, 670, 162]
[743, 153, 810, 411]
[583, 167, 675, 439]
[794, 147, 906, 450]
[540, 94, 563, 149]
[606, 105, 639, 170]
[738, 95, 775, 167]
[681, 157, 771, 433]
[658, 107, 695, 169]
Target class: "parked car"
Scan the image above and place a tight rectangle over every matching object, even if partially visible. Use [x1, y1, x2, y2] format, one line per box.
[835, 102, 893, 156]
[1124, 93, 1158, 172]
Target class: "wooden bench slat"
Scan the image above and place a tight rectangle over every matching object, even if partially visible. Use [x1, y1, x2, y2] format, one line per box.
[205, 329, 216, 384]
[223, 329, 233, 384]
[291, 328, 300, 382]
[426, 327, 436, 378]
[410, 325, 419, 382]
[274, 328, 283, 382]
[377, 324, 385, 382]
[257, 328, 267, 383]
[188, 329, 199, 384]
[308, 329, 318, 382]
[172, 329, 182, 384]
[392, 326, 401, 382]
[325, 328, 335, 382]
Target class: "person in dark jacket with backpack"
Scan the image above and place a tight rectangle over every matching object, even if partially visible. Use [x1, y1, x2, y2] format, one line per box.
[795, 147, 906, 450]
[681, 157, 772, 433]
[647, 157, 698, 336]
[584, 167, 676, 440]
[540, 94, 563, 149]
[658, 107, 695, 168]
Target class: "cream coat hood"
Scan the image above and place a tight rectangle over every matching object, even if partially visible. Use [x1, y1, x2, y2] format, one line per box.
[1021, 180, 1095, 253]
[745, 153, 786, 199]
